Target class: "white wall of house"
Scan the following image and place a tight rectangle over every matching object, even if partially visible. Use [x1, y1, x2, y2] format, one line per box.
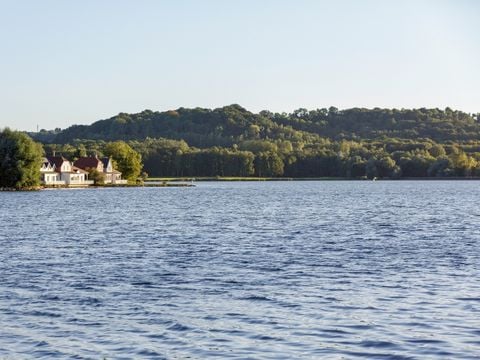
[62, 173, 86, 184]
[112, 174, 127, 184]
[61, 162, 72, 172]
[41, 173, 64, 185]
[40, 158, 121, 186]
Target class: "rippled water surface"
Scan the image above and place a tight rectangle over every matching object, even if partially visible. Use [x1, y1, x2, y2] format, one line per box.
[1, 181, 480, 359]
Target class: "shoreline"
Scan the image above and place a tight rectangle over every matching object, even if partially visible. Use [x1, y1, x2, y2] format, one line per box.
[42, 183, 195, 189]
[0, 183, 194, 191]
[3, 177, 480, 191]
[145, 176, 480, 182]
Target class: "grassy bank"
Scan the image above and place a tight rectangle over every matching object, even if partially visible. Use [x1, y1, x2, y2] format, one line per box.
[147, 177, 283, 182]
[146, 177, 354, 182]
[145, 176, 480, 182]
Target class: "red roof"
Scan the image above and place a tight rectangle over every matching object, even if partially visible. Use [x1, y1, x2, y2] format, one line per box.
[74, 157, 102, 170]
[72, 166, 89, 174]
[46, 156, 69, 170]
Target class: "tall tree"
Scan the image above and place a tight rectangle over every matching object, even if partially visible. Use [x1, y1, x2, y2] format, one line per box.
[0, 129, 43, 189]
[103, 141, 143, 183]
[254, 152, 284, 177]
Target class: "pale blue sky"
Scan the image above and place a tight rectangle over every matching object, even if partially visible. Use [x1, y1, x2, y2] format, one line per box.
[0, 0, 479, 131]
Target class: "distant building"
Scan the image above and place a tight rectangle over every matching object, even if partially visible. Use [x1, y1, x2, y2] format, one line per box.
[74, 156, 127, 184]
[40, 157, 62, 185]
[40, 156, 93, 186]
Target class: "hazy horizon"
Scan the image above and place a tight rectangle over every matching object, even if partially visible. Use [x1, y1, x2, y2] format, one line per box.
[1, 0, 479, 131]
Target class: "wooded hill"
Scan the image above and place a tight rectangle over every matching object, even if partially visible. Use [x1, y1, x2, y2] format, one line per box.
[32, 105, 480, 178]
[36, 105, 479, 145]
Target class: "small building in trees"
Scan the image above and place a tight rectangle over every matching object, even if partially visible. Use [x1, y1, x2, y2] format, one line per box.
[74, 155, 126, 184]
[40, 156, 92, 186]
[40, 158, 61, 185]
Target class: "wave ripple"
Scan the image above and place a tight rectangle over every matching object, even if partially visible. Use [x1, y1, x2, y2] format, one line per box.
[1, 181, 480, 358]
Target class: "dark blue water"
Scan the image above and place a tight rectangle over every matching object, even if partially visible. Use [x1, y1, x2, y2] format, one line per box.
[1, 181, 479, 359]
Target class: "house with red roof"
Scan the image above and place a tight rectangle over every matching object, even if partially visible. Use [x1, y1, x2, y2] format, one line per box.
[74, 156, 127, 184]
[40, 156, 93, 186]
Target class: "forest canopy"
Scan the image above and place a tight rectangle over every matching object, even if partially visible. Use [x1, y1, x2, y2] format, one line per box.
[0, 129, 43, 189]
[31, 105, 480, 179]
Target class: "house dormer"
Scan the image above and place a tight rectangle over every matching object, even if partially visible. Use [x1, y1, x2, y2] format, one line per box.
[47, 156, 71, 174]
[102, 157, 113, 173]
[40, 158, 55, 172]
[61, 161, 71, 172]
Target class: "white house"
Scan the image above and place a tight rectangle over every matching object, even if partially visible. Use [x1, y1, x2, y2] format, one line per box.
[101, 157, 127, 184]
[40, 156, 93, 186]
[73, 156, 127, 184]
[40, 158, 63, 185]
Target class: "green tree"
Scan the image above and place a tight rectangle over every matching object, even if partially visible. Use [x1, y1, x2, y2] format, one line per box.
[428, 157, 453, 177]
[0, 129, 44, 189]
[73, 144, 87, 160]
[239, 140, 278, 153]
[346, 156, 366, 178]
[103, 141, 142, 183]
[366, 155, 399, 179]
[450, 151, 477, 176]
[429, 144, 446, 158]
[86, 167, 105, 185]
[254, 152, 284, 177]
[398, 154, 435, 177]
[247, 124, 261, 138]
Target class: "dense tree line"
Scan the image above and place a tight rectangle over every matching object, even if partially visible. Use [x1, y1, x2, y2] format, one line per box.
[0, 129, 43, 189]
[41, 137, 480, 179]
[33, 105, 480, 146]
[30, 105, 480, 179]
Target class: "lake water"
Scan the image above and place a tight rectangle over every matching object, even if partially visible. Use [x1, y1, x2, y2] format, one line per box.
[0, 181, 479, 359]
